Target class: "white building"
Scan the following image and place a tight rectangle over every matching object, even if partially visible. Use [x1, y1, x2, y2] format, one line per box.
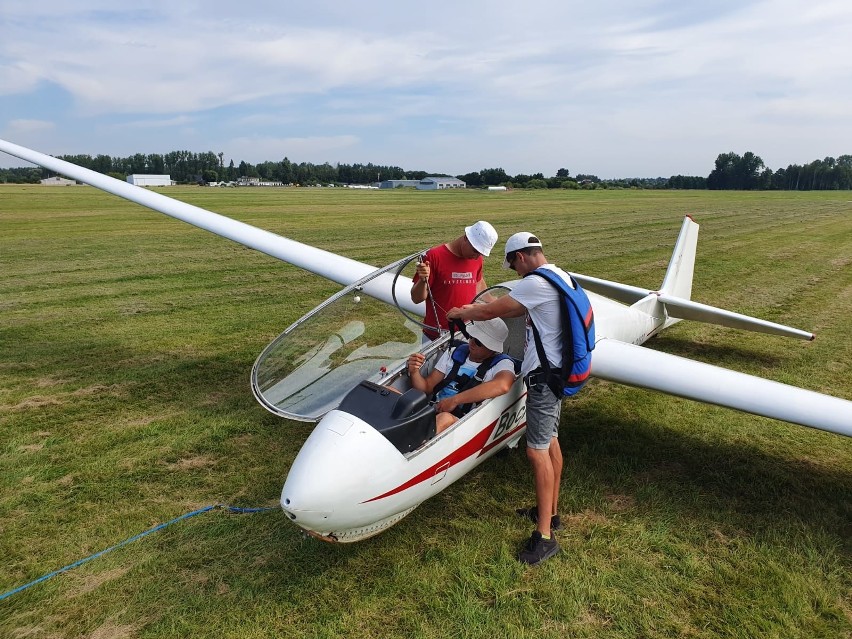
[127, 174, 172, 187]
[40, 176, 76, 186]
[236, 177, 283, 187]
[379, 179, 420, 189]
[416, 177, 466, 190]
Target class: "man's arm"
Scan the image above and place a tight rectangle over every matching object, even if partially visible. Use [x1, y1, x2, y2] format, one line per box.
[407, 353, 444, 394]
[410, 260, 430, 304]
[435, 370, 515, 414]
[447, 294, 526, 322]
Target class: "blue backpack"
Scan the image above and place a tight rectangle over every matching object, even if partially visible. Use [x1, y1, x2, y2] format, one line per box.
[525, 268, 595, 397]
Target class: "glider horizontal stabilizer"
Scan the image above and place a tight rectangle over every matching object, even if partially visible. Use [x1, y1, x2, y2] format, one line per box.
[591, 339, 851, 437]
[570, 278, 814, 341]
[569, 273, 653, 306]
[656, 293, 814, 340]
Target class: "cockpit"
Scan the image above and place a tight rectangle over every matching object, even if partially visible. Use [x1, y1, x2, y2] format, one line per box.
[251, 254, 525, 453]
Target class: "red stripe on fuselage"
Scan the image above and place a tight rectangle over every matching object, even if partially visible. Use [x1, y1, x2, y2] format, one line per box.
[478, 420, 526, 457]
[362, 395, 527, 504]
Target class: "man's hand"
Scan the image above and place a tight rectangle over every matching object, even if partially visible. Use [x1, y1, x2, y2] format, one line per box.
[436, 395, 460, 414]
[407, 353, 426, 374]
[415, 260, 430, 281]
[411, 260, 431, 303]
[446, 304, 473, 321]
[450, 297, 526, 321]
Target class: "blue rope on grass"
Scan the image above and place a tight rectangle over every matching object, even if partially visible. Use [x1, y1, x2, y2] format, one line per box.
[0, 503, 277, 603]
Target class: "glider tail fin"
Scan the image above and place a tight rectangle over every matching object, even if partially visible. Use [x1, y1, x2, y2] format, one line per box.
[653, 216, 814, 341]
[659, 215, 699, 300]
[571, 216, 813, 341]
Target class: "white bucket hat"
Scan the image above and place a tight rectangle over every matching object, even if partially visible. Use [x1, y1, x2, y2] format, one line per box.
[466, 317, 508, 352]
[503, 231, 543, 268]
[464, 221, 498, 256]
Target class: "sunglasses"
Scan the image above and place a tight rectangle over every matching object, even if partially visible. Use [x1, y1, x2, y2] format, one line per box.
[470, 337, 484, 347]
[507, 251, 519, 268]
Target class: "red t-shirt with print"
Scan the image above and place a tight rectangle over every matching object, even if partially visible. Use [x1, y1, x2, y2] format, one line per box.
[413, 244, 483, 339]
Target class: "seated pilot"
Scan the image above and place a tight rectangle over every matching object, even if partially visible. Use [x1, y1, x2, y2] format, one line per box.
[407, 317, 515, 434]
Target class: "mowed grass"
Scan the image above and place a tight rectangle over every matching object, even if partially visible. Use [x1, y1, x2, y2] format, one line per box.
[1, 185, 850, 638]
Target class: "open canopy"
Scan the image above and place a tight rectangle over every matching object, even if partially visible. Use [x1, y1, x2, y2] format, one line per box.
[251, 256, 426, 422]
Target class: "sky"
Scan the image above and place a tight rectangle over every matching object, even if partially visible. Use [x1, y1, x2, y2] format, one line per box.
[1, 1, 850, 178]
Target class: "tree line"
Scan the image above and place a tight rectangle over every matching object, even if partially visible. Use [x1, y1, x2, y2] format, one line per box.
[1, 149, 850, 190]
[706, 152, 852, 190]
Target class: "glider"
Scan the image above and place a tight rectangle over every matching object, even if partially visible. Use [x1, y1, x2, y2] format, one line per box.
[1, 138, 849, 542]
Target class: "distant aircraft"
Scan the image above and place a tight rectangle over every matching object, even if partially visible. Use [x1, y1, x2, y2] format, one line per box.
[1, 138, 849, 543]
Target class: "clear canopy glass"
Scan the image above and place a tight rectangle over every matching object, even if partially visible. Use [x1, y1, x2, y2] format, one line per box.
[251, 257, 426, 422]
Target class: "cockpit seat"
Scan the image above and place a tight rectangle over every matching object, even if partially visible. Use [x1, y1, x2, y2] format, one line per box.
[338, 381, 437, 453]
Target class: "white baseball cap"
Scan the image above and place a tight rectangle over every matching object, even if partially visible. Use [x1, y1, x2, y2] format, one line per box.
[464, 221, 498, 256]
[466, 317, 508, 352]
[503, 231, 543, 268]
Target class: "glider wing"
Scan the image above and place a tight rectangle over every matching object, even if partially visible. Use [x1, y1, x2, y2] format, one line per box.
[0, 138, 422, 312]
[591, 339, 851, 437]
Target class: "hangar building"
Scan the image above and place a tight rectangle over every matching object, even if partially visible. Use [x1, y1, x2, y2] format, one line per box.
[41, 176, 76, 186]
[127, 174, 173, 187]
[378, 179, 420, 189]
[416, 177, 466, 190]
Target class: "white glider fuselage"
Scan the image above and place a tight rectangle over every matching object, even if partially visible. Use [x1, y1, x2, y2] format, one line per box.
[278, 287, 666, 542]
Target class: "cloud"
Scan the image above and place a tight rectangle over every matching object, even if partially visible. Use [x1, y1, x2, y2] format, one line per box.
[120, 115, 196, 129]
[7, 119, 55, 133]
[226, 135, 360, 164]
[1, 1, 851, 175]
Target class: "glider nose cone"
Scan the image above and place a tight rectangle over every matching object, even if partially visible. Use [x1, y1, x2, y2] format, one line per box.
[280, 409, 406, 538]
[279, 411, 355, 532]
[280, 490, 332, 530]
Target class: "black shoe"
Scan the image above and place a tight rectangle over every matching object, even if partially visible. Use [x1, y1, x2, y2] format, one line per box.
[516, 506, 562, 531]
[517, 530, 560, 565]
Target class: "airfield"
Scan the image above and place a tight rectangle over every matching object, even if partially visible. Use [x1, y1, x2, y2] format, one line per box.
[1, 185, 850, 638]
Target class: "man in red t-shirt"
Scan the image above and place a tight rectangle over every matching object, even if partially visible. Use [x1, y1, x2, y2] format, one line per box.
[410, 221, 498, 340]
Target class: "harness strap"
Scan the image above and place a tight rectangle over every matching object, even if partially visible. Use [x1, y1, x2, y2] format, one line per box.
[525, 269, 594, 397]
[451, 355, 498, 417]
[431, 344, 504, 418]
[431, 348, 466, 398]
[528, 320, 565, 397]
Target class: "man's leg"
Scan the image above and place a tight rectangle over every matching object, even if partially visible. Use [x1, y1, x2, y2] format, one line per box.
[522, 385, 562, 538]
[518, 394, 561, 565]
[435, 411, 458, 434]
[526, 446, 555, 537]
[549, 437, 563, 520]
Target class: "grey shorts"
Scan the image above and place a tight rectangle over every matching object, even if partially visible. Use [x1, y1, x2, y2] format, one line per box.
[525, 383, 561, 449]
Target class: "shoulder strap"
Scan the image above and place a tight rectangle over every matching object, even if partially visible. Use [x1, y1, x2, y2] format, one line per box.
[528, 269, 594, 351]
[434, 350, 512, 417]
[471, 355, 497, 384]
[431, 344, 469, 399]
[528, 317, 565, 397]
[523, 269, 576, 396]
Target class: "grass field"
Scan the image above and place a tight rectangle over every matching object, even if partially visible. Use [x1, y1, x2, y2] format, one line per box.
[1, 185, 850, 638]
